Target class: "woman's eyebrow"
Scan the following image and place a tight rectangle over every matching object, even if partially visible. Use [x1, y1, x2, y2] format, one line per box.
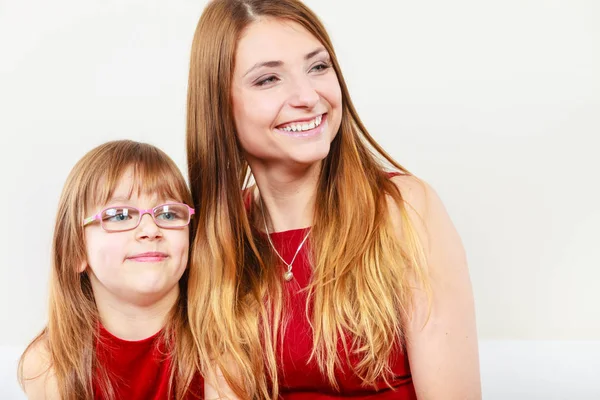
[243, 47, 327, 77]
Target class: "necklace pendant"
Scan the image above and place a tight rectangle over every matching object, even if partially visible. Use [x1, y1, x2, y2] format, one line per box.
[283, 270, 294, 281]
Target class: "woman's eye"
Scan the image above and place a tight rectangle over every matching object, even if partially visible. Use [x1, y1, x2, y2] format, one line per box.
[310, 62, 331, 73]
[256, 75, 279, 86]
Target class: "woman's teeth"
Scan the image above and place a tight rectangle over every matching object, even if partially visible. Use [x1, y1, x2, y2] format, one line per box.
[279, 114, 323, 132]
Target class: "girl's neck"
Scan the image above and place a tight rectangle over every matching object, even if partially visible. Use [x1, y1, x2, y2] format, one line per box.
[94, 285, 179, 341]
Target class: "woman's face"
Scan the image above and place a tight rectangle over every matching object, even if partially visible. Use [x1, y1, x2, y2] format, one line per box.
[231, 17, 343, 169]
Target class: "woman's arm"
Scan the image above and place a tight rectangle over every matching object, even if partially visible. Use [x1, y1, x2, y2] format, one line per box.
[391, 175, 481, 400]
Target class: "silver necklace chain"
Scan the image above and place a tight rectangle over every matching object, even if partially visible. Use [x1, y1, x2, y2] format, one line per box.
[258, 195, 311, 281]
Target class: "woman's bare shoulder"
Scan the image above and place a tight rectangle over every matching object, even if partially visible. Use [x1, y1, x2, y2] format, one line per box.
[389, 174, 431, 213]
[386, 174, 436, 235]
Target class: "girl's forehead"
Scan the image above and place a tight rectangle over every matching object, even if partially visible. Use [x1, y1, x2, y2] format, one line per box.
[87, 167, 183, 210]
[94, 187, 178, 206]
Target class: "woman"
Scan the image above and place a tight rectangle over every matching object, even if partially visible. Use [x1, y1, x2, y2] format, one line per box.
[186, 1, 480, 399]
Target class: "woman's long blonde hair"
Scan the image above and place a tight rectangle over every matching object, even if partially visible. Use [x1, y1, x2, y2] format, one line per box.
[18, 140, 199, 400]
[186, 1, 429, 398]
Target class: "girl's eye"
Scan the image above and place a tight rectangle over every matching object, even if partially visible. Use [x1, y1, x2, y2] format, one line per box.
[156, 211, 177, 221]
[103, 208, 133, 223]
[112, 214, 128, 222]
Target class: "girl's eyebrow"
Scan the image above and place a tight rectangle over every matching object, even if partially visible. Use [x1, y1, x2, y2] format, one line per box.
[243, 47, 328, 77]
[105, 196, 131, 205]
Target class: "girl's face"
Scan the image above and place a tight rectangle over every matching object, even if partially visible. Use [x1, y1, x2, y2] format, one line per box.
[83, 168, 189, 306]
[231, 17, 343, 169]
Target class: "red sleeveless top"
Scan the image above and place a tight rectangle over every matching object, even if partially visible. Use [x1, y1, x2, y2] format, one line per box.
[93, 325, 203, 399]
[268, 228, 416, 399]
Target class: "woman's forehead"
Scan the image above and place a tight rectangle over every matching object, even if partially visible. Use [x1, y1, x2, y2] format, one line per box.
[235, 18, 323, 70]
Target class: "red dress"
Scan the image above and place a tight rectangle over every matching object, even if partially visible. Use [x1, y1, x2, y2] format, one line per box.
[269, 228, 416, 399]
[93, 325, 203, 399]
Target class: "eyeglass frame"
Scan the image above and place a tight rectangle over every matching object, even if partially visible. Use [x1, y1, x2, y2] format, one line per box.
[82, 203, 195, 232]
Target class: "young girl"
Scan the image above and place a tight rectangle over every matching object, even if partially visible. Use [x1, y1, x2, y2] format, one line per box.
[18, 140, 202, 399]
[186, 0, 480, 399]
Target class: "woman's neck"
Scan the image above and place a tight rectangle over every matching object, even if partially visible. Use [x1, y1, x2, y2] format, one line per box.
[251, 161, 320, 233]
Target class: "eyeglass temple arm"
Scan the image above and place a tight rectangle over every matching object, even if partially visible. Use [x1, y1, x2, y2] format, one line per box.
[83, 214, 99, 227]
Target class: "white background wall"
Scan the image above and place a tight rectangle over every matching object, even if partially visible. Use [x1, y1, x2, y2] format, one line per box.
[1, 0, 599, 398]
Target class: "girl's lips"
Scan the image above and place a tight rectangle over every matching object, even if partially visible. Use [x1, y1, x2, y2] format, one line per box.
[127, 252, 168, 262]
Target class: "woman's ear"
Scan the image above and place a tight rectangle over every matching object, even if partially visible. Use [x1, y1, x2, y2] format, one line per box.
[78, 260, 88, 273]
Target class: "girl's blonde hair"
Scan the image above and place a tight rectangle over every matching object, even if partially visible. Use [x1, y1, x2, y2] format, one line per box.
[186, 1, 429, 398]
[19, 140, 198, 400]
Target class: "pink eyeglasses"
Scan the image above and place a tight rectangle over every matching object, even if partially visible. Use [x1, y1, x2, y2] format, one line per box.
[83, 203, 195, 232]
